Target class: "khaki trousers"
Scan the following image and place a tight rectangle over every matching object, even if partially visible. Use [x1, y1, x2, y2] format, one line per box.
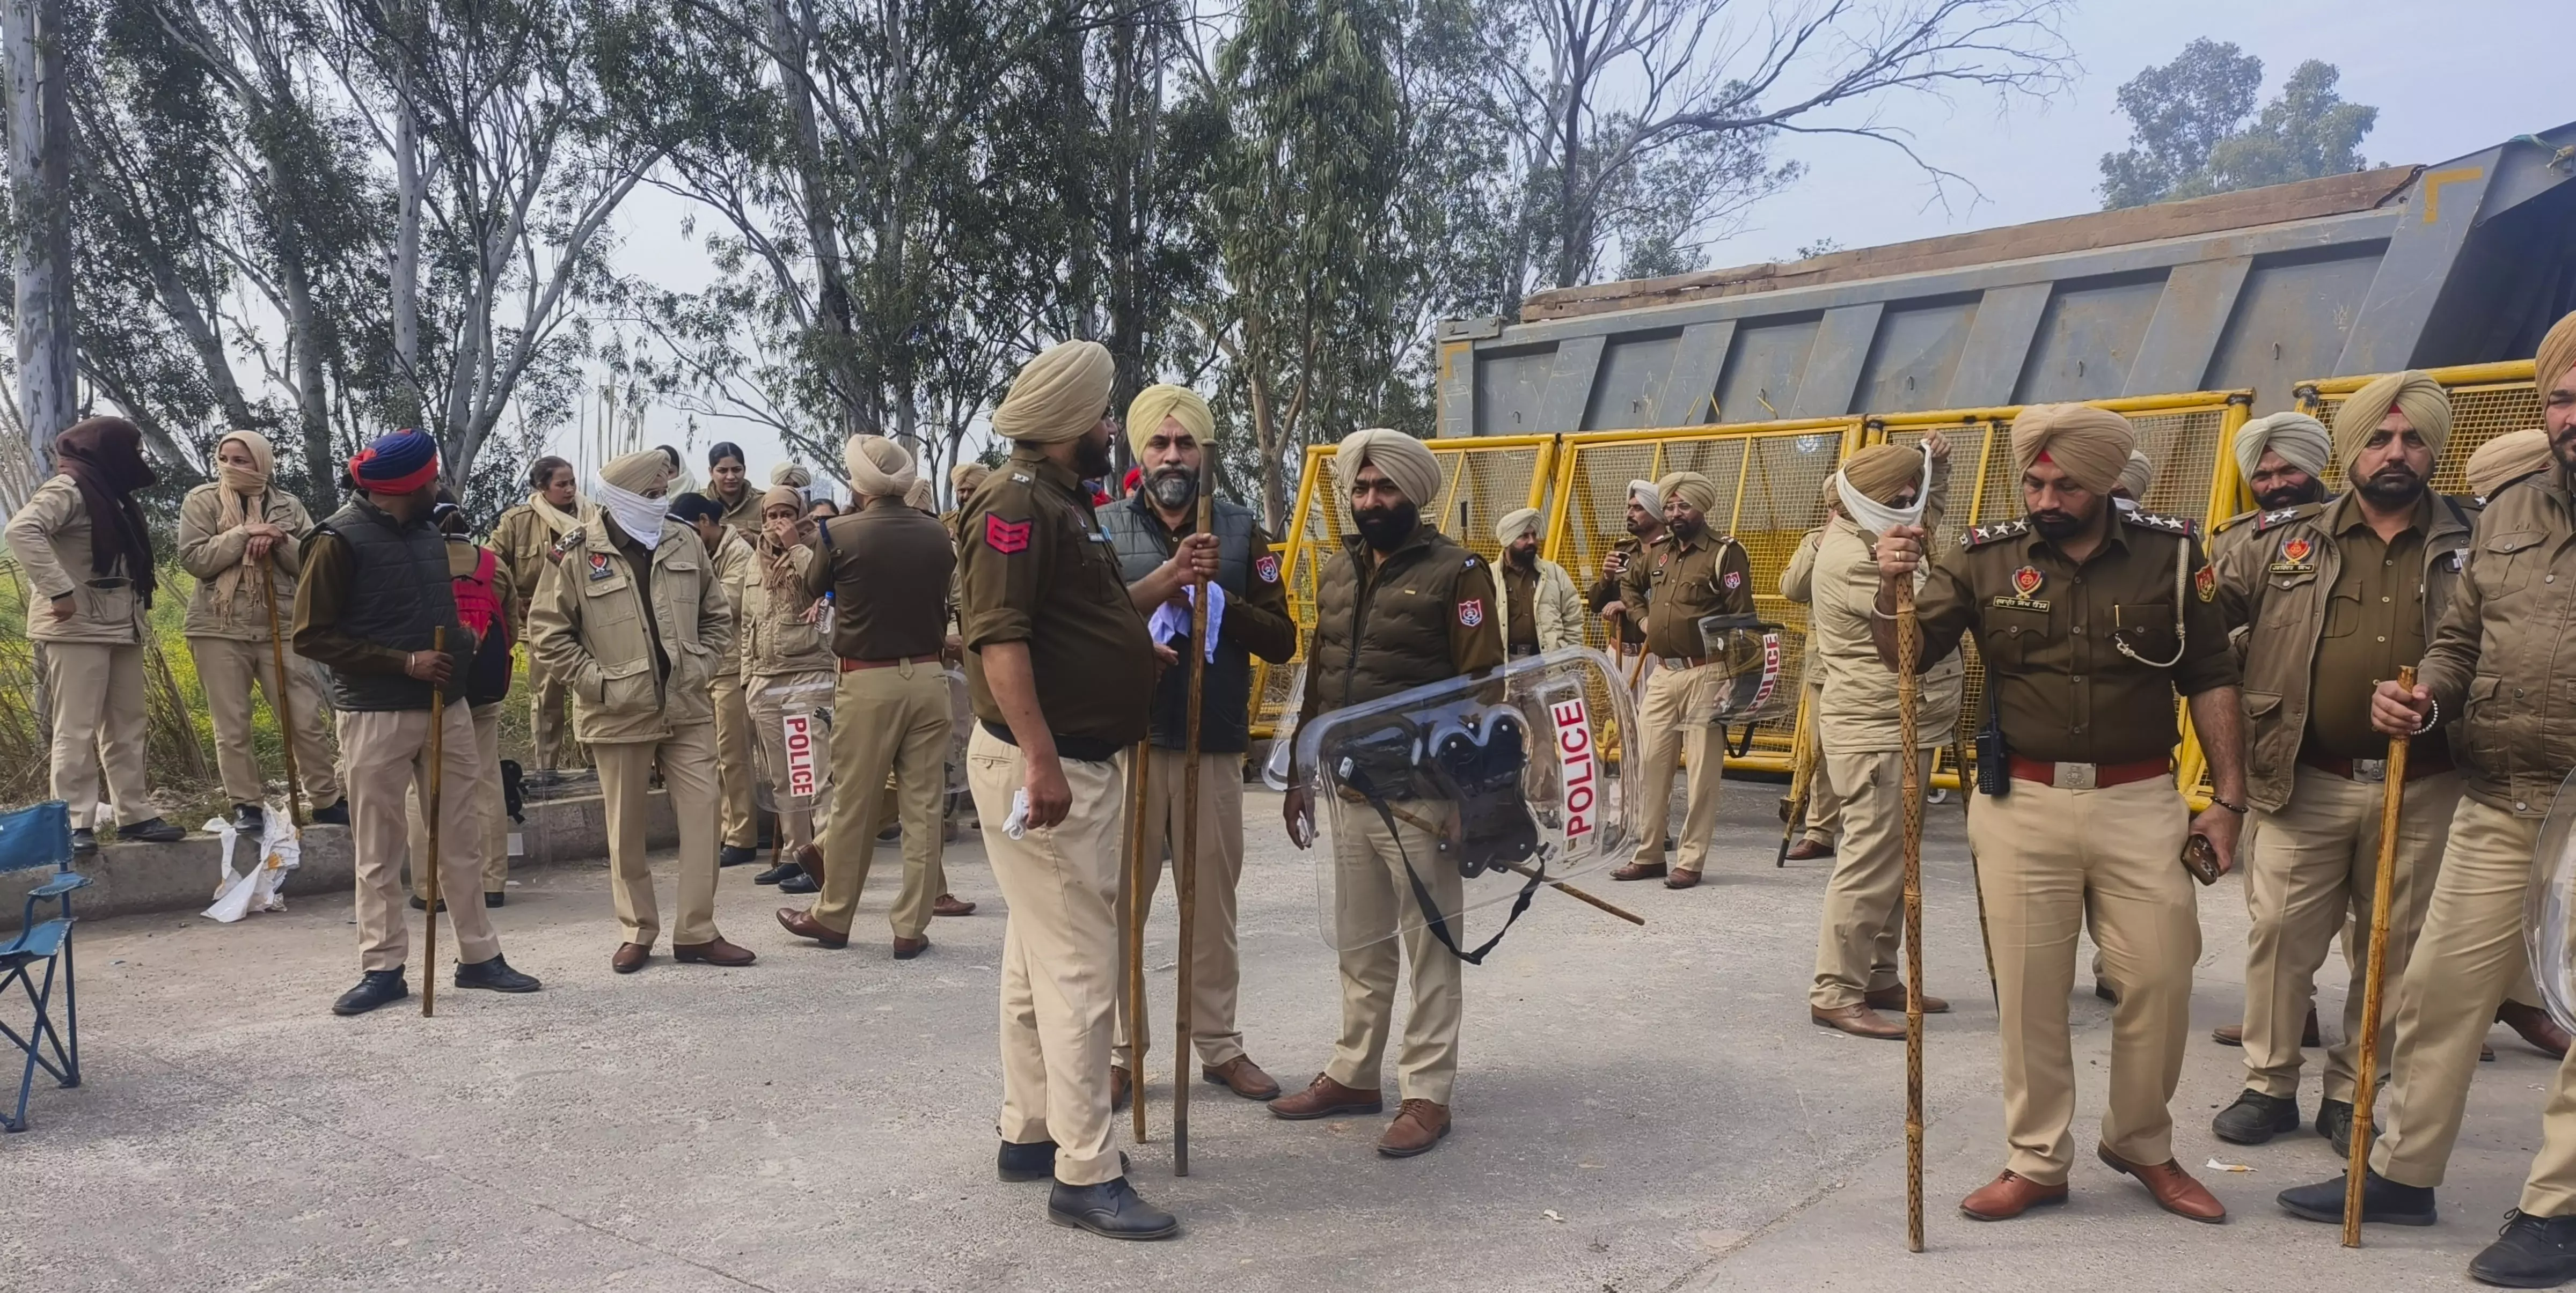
[1629, 663, 1725, 872]
[747, 672, 835, 855]
[1112, 748, 1249, 1070]
[1966, 776, 2197, 1184]
[340, 704, 499, 972]
[2372, 798, 2546, 1187]
[594, 723, 721, 948]
[526, 649, 581, 770]
[810, 664, 950, 941]
[1809, 747, 1929, 1010]
[41, 641, 151, 830]
[408, 704, 508, 899]
[970, 726, 1124, 1187]
[1797, 680, 1842, 845]
[1323, 798, 1465, 1105]
[2240, 767, 2459, 1102]
[713, 672, 760, 849]
[189, 635, 341, 808]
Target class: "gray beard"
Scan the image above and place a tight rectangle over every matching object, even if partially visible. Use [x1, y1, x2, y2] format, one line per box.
[1147, 471, 1196, 511]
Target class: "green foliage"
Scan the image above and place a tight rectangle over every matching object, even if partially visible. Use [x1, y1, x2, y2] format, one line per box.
[2101, 40, 2376, 210]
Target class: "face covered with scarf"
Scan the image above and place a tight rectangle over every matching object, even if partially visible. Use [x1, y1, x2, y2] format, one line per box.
[595, 449, 676, 547]
[53, 415, 161, 606]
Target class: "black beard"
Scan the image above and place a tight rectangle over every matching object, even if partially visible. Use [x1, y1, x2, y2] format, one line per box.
[1508, 545, 1536, 569]
[1074, 435, 1115, 479]
[1667, 514, 1704, 542]
[1147, 468, 1196, 511]
[2355, 466, 2426, 508]
[2030, 510, 2087, 540]
[1625, 515, 1660, 539]
[2255, 479, 2325, 511]
[1353, 502, 1419, 552]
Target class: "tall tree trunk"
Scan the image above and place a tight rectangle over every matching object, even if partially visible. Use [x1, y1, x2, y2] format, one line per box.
[1057, 11, 1096, 342]
[390, 82, 423, 431]
[6, 0, 74, 472]
[769, 0, 862, 440]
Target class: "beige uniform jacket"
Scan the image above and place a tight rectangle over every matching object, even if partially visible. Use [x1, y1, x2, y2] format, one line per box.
[2212, 493, 2476, 812]
[738, 545, 835, 679]
[708, 528, 754, 679]
[176, 482, 317, 641]
[526, 513, 735, 745]
[2418, 471, 2576, 817]
[1494, 555, 1584, 651]
[490, 502, 578, 623]
[1811, 515, 1965, 751]
[5, 475, 143, 644]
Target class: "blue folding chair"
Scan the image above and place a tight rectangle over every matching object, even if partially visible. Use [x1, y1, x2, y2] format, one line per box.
[0, 801, 83, 1132]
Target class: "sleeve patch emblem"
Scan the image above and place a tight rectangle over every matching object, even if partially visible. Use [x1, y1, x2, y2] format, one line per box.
[1721, 570, 1743, 591]
[2196, 565, 2216, 602]
[1254, 554, 1280, 583]
[1458, 598, 1485, 628]
[984, 515, 1032, 554]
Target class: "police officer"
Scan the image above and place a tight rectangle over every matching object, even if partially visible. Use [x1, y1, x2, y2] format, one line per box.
[1103, 383, 1298, 1108]
[529, 450, 753, 973]
[1872, 403, 2244, 1224]
[2277, 317, 2576, 1287]
[956, 341, 1173, 1240]
[680, 490, 764, 870]
[1612, 470, 1754, 890]
[776, 438, 957, 959]
[294, 430, 539, 1015]
[706, 442, 761, 535]
[731, 486, 835, 896]
[1779, 502, 1842, 862]
[1271, 428, 1503, 1158]
[1591, 479, 1662, 666]
[491, 456, 586, 775]
[1493, 507, 1581, 657]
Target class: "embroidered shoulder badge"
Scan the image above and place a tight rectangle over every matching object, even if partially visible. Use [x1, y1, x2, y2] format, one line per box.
[2196, 565, 2216, 602]
[587, 552, 612, 581]
[1458, 598, 1485, 628]
[1254, 554, 1280, 583]
[984, 515, 1032, 554]
[1722, 570, 1743, 591]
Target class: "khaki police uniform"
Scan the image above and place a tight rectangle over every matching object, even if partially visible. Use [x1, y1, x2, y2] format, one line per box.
[175, 480, 342, 812]
[2369, 469, 2576, 1209]
[958, 445, 1154, 1187]
[736, 539, 837, 859]
[708, 526, 761, 854]
[528, 513, 735, 950]
[803, 499, 958, 943]
[491, 500, 585, 770]
[1298, 522, 1504, 1106]
[1807, 514, 1965, 1010]
[2212, 493, 2476, 1108]
[1619, 528, 1755, 875]
[1912, 508, 2236, 1184]
[405, 537, 514, 902]
[1780, 524, 1844, 848]
[5, 475, 154, 831]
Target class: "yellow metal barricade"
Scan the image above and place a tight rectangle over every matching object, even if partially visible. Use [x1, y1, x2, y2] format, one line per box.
[2297, 361, 2540, 496]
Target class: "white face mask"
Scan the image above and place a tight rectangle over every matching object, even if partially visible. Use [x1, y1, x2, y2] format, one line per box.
[595, 480, 667, 547]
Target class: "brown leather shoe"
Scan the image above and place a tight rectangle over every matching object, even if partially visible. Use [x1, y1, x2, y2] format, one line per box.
[892, 935, 929, 960]
[1663, 869, 1701, 890]
[2500, 1000, 2573, 1059]
[1269, 1072, 1383, 1120]
[673, 936, 757, 967]
[1812, 1003, 1907, 1040]
[611, 942, 650, 974]
[1203, 1056, 1283, 1101]
[1610, 861, 1667, 881]
[1865, 986, 1950, 1015]
[2212, 1008, 2320, 1049]
[776, 907, 850, 949]
[1784, 837, 1833, 861]
[1111, 1065, 1133, 1113]
[1959, 1170, 2067, 1221]
[934, 893, 977, 917]
[1377, 1099, 1451, 1157]
[2096, 1144, 2226, 1223]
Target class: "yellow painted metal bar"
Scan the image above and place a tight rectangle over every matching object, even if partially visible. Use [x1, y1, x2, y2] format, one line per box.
[2302, 360, 2535, 397]
[1524, 437, 1558, 512]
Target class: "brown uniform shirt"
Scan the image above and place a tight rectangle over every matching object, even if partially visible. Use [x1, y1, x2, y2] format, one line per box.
[1502, 562, 1541, 650]
[1914, 509, 2237, 766]
[1619, 530, 1754, 659]
[957, 445, 1152, 750]
[2303, 495, 2433, 759]
[805, 497, 956, 662]
[1589, 534, 1653, 645]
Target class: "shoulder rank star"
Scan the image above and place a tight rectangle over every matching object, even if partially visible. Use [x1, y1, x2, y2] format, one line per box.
[2258, 508, 2301, 530]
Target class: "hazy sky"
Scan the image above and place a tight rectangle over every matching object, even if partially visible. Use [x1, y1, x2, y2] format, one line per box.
[566, 0, 2572, 482]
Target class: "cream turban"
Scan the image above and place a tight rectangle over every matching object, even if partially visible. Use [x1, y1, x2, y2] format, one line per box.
[602, 448, 676, 493]
[904, 478, 935, 511]
[2332, 370, 2451, 472]
[2541, 311, 2576, 395]
[1336, 428, 1442, 509]
[1657, 471, 1719, 515]
[1627, 479, 1660, 512]
[1126, 383, 1214, 459]
[2233, 411, 2331, 485]
[2118, 450, 2155, 500]
[769, 464, 812, 489]
[844, 434, 918, 499]
[760, 484, 804, 515]
[1494, 507, 1542, 544]
[1839, 444, 1922, 506]
[950, 460, 990, 498]
[993, 340, 1114, 444]
[2465, 428, 2554, 498]
[2010, 403, 2134, 495]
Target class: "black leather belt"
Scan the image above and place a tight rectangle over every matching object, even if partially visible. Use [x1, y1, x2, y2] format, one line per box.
[980, 719, 1122, 764]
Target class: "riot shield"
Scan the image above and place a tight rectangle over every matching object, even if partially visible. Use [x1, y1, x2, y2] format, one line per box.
[1685, 613, 1794, 726]
[1261, 661, 1307, 791]
[1290, 645, 1634, 954]
[2524, 767, 2576, 1033]
[751, 675, 837, 816]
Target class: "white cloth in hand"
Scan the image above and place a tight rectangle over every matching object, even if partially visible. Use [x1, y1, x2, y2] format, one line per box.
[1147, 581, 1226, 663]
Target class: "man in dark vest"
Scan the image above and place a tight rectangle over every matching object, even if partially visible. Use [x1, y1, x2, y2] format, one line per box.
[1103, 383, 1298, 1107]
[293, 429, 541, 1016]
[1274, 428, 1503, 1158]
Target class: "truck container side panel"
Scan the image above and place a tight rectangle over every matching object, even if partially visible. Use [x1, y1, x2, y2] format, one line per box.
[1853, 297, 1981, 415]
[2011, 273, 2168, 405]
[1713, 315, 1823, 423]
[2124, 256, 2253, 397]
[1580, 328, 1683, 432]
[1943, 284, 2052, 407]
[1473, 346, 1556, 437]
[2201, 246, 2388, 414]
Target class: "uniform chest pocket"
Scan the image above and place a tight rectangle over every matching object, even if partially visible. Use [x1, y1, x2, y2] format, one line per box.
[2475, 530, 2546, 600]
[1979, 606, 2050, 670]
[2113, 600, 2179, 662]
[2320, 584, 2361, 639]
[2259, 570, 2319, 632]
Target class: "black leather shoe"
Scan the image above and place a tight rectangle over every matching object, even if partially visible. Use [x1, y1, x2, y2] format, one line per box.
[120, 816, 184, 843]
[2213, 1089, 2302, 1144]
[233, 802, 266, 832]
[720, 846, 761, 868]
[999, 1140, 1130, 1182]
[1046, 1176, 1179, 1240]
[753, 861, 802, 885]
[779, 871, 818, 895]
[484, 892, 505, 908]
[2317, 1098, 2357, 1156]
[333, 970, 409, 1016]
[2472, 1210, 2576, 1288]
[454, 955, 541, 993]
[408, 895, 446, 913]
[2279, 1169, 2437, 1226]
[309, 799, 350, 826]
[70, 827, 97, 855]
